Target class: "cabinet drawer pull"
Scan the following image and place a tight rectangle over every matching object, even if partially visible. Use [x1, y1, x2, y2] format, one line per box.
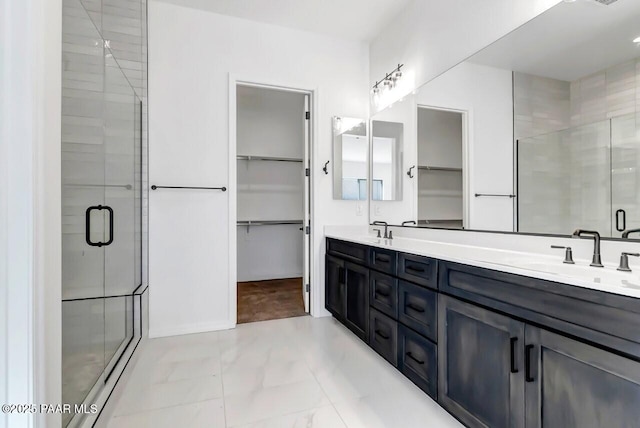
[375, 329, 390, 340]
[406, 352, 425, 365]
[406, 303, 425, 313]
[405, 264, 425, 273]
[376, 288, 390, 297]
[375, 255, 390, 263]
[510, 337, 518, 374]
[525, 344, 535, 382]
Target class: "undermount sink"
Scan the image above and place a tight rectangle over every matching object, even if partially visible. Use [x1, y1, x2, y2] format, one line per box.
[507, 260, 640, 287]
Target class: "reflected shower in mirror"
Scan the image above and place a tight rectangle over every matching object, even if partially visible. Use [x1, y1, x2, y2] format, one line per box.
[372, 120, 403, 201]
[332, 117, 368, 200]
[370, 0, 640, 240]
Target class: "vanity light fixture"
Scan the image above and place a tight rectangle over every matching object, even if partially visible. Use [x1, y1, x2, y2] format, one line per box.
[371, 63, 404, 102]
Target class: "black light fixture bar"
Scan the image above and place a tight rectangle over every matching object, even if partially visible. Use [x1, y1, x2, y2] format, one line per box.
[372, 63, 404, 90]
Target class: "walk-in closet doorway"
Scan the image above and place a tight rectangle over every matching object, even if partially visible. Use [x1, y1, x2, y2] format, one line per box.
[230, 81, 313, 324]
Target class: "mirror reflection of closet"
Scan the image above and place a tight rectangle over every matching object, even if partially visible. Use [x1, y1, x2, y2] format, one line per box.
[417, 107, 464, 228]
[371, 120, 403, 201]
[332, 117, 368, 200]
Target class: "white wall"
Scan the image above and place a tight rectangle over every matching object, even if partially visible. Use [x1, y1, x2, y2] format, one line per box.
[417, 62, 514, 231]
[149, 0, 369, 336]
[369, 0, 560, 108]
[0, 0, 62, 426]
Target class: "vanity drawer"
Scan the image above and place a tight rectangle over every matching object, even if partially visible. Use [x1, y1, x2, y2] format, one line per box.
[369, 308, 398, 366]
[398, 281, 437, 341]
[327, 238, 369, 265]
[369, 247, 397, 275]
[439, 261, 640, 358]
[398, 253, 437, 289]
[398, 324, 437, 399]
[370, 271, 398, 319]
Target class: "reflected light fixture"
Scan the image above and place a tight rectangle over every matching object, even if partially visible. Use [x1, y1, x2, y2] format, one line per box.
[634, 36, 640, 44]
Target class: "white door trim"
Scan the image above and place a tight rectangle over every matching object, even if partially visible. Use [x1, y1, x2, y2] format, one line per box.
[416, 104, 470, 229]
[1, 0, 62, 426]
[228, 74, 319, 326]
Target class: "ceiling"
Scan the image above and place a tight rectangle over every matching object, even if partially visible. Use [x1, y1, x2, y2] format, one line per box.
[159, 0, 412, 41]
[469, 0, 640, 82]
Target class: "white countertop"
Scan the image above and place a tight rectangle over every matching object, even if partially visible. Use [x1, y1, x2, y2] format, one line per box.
[325, 228, 640, 300]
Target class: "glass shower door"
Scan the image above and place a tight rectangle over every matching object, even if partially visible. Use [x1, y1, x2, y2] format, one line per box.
[61, 0, 107, 424]
[611, 112, 640, 238]
[103, 55, 138, 378]
[517, 120, 611, 235]
[61, 0, 140, 425]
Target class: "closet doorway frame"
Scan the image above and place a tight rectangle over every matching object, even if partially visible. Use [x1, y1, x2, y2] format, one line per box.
[228, 75, 317, 325]
[416, 104, 470, 228]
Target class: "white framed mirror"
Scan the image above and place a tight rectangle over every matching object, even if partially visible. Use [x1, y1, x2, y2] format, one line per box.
[332, 117, 368, 200]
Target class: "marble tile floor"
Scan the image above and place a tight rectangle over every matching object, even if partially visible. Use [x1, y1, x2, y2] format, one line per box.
[101, 316, 463, 428]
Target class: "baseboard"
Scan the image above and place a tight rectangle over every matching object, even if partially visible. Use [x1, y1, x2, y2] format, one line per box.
[237, 273, 303, 283]
[149, 320, 235, 338]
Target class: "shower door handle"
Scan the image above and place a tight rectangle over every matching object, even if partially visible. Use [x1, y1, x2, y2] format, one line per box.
[86, 205, 114, 247]
[616, 209, 626, 232]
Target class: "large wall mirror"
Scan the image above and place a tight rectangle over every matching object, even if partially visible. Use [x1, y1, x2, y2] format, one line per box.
[332, 117, 368, 200]
[371, 0, 640, 240]
[370, 94, 411, 224]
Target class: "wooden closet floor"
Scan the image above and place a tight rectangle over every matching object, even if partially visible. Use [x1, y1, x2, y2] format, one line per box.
[237, 278, 306, 324]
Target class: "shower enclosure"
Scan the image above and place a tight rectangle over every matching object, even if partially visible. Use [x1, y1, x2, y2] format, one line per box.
[518, 112, 640, 238]
[61, 0, 145, 425]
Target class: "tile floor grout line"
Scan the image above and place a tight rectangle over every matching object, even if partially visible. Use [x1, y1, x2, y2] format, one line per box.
[110, 396, 225, 421]
[219, 333, 230, 428]
[296, 319, 352, 428]
[109, 332, 225, 422]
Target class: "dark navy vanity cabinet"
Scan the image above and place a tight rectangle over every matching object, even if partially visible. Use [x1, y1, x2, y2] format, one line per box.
[326, 237, 640, 428]
[326, 237, 439, 400]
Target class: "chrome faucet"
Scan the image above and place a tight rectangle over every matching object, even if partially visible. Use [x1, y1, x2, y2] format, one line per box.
[372, 221, 390, 239]
[572, 229, 603, 267]
[622, 228, 640, 239]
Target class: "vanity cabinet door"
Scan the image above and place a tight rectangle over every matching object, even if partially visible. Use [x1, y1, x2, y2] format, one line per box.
[325, 255, 345, 320]
[438, 295, 525, 428]
[344, 262, 369, 341]
[525, 326, 640, 428]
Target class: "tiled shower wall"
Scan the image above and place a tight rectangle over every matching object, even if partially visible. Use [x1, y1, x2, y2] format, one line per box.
[513, 73, 571, 141]
[514, 56, 640, 139]
[515, 58, 640, 236]
[75, 0, 149, 284]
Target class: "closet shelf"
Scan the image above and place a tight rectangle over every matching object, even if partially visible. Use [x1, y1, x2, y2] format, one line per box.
[419, 190, 463, 197]
[237, 155, 303, 163]
[418, 219, 463, 224]
[418, 165, 462, 172]
[237, 220, 303, 226]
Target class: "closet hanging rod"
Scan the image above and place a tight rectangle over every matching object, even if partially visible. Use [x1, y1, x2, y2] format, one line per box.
[236, 155, 303, 163]
[236, 220, 303, 226]
[418, 166, 463, 172]
[475, 193, 515, 198]
[151, 185, 227, 191]
[66, 183, 133, 189]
